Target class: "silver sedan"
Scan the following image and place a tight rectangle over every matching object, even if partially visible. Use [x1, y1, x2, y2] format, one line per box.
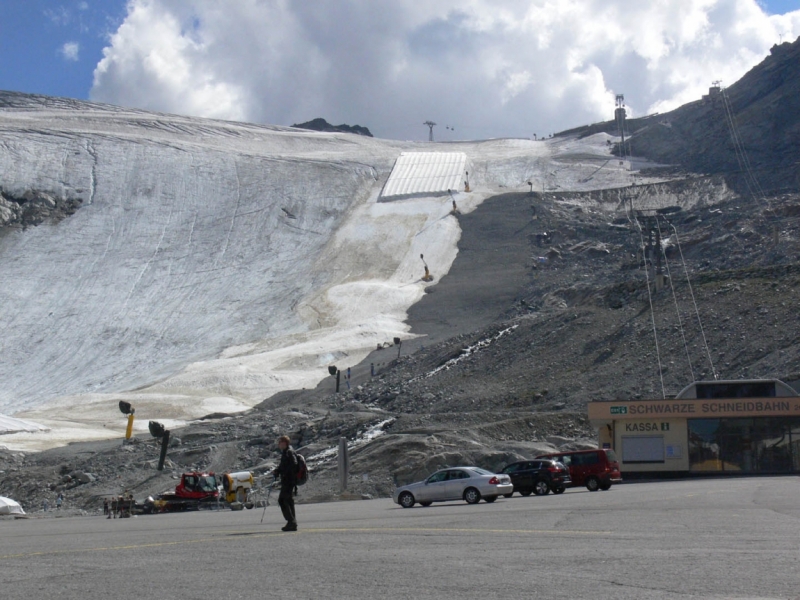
[393, 467, 513, 508]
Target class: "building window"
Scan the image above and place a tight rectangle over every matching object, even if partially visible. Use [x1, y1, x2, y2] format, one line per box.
[689, 417, 800, 472]
[695, 382, 776, 399]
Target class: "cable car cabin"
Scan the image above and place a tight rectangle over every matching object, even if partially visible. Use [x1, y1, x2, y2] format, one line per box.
[589, 380, 800, 476]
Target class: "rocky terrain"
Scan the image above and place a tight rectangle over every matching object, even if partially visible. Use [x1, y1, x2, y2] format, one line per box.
[0, 188, 84, 230]
[291, 117, 373, 137]
[562, 37, 800, 194]
[3, 181, 798, 515]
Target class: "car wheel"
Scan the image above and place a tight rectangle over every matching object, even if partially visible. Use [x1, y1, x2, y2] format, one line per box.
[464, 487, 481, 504]
[599, 481, 611, 491]
[586, 476, 600, 492]
[503, 493, 513, 498]
[552, 487, 565, 495]
[533, 480, 550, 496]
[483, 496, 497, 503]
[520, 489, 532, 497]
[420, 501, 432, 507]
[398, 491, 415, 508]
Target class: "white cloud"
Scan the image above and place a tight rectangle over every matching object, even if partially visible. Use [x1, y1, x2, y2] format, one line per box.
[90, 0, 800, 140]
[60, 41, 80, 61]
[78, 1, 89, 10]
[45, 6, 71, 26]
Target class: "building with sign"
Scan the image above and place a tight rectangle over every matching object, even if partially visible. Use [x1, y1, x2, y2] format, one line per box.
[588, 379, 800, 475]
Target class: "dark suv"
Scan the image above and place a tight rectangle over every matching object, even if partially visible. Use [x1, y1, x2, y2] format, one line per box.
[499, 459, 571, 496]
[536, 449, 622, 492]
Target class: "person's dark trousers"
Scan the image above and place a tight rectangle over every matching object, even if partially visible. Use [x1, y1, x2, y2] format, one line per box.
[278, 487, 296, 526]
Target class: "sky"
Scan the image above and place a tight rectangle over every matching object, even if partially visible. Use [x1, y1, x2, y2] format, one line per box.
[1, 0, 799, 141]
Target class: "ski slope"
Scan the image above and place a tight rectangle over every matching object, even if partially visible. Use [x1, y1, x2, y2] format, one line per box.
[0, 93, 648, 450]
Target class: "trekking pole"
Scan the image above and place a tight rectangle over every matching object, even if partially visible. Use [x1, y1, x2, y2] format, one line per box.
[260, 476, 277, 524]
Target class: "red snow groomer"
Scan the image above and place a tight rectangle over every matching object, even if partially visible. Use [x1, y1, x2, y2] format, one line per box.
[145, 472, 220, 512]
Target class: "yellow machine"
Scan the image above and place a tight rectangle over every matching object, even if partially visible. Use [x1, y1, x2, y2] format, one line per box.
[119, 401, 135, 440]
[222, 471, 254, 505]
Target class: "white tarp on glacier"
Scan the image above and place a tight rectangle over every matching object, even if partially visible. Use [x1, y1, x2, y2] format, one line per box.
[381, 152, 468, 199]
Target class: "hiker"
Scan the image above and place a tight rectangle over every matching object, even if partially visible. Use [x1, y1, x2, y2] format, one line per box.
[111, 496, 118, 519]
[56, 493, 63, 510]
[103, 498, 108, 516]
[272, 435, 298, 532]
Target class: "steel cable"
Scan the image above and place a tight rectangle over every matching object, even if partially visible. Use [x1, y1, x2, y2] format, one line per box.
[635, 218, 667, 398]
[656, 217, 695, 382]
[669, 223, 718, 380]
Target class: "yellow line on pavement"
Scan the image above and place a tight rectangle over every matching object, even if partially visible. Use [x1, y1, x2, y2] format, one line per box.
[300, 527, 612, 536]
[0, 527, 612, 561]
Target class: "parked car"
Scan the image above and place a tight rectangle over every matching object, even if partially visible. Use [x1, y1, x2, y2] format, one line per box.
[500, 459, 571, 496]
[393, 467, 513, 508]
[536, 449, 622, 491]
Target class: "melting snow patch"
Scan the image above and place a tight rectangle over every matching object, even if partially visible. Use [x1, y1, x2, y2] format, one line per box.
[307, 418, 395, 464]
[422, 324, 519, 379]
[0, 415, 50, 435]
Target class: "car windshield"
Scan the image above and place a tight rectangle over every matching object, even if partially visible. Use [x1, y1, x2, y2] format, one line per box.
[469, 467, 492, 475]
[605, 449, 619, 463]
[199, 476, 217, 491]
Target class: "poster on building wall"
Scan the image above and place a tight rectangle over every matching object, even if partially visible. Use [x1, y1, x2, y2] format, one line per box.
[666, 445, 682, 459]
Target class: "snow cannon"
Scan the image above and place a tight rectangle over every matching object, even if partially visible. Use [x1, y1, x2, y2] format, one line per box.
[448, 189, 459, 215]
[118, 401, 135, 440]
[420, 254, 434, 282]
[222, 471, 254, 508]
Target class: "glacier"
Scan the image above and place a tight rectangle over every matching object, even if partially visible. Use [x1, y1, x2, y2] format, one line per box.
[0, 93, 647, 450]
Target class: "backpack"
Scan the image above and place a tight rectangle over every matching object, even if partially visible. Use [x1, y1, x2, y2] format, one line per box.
[295, 453, 309, 486]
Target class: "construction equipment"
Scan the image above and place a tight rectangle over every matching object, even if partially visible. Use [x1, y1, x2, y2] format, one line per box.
[222, 471, 255, 508]
[142, 470, 259, 513]
[144, 471, 221, 513]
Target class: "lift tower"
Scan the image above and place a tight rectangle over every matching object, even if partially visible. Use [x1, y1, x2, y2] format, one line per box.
[635, 210, 666, 291]
[615, 94, 627, 160]
[424, 121, 437, 142]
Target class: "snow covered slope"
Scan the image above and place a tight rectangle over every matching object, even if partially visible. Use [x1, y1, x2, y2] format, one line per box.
[0, 93, 649, 450]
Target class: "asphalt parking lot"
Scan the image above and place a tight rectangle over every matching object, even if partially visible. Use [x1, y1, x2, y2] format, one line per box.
[2, 477, 799, 600]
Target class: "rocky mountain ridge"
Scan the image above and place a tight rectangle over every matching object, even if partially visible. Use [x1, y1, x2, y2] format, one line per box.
[561, 37, 800, 194]
[291, 117, 373, 137]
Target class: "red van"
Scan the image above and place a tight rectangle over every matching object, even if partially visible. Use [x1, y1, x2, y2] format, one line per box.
[536, 449, 622, 491]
